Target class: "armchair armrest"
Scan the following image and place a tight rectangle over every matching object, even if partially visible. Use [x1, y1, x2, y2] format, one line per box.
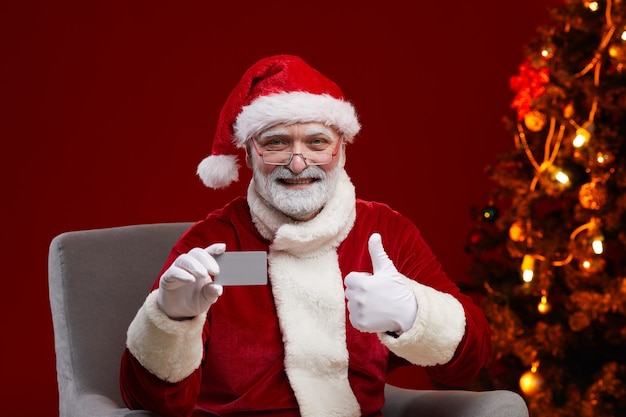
[382, 384, 529, 417]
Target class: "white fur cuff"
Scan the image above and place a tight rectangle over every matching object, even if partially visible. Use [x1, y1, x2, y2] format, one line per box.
[126, 290, 206, 382]
[379, 280, 466, 366]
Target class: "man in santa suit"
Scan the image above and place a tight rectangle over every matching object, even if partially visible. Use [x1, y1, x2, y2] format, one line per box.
[120, 54, 494, 417]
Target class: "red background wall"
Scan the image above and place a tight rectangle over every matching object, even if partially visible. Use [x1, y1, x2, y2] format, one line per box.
[1, 1, 555, 415]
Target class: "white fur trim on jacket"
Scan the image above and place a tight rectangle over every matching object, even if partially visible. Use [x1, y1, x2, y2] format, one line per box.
[233, 92, 361, 145]
[126, 290, 206, 383]
[270, 250, 360, 417]
[248, 170, 360, 417]
[378, 278, 466, 366]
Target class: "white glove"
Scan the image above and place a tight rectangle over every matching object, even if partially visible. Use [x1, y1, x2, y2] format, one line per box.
[157, 243, 226, 320]
[345, 233, 418, 334]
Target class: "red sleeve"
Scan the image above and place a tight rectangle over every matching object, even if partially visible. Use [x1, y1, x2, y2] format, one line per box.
[354, 200, 492, 387]
[120, 348, 202, 417]
[119, 197, 264, 415]
[395, 212, 492, 387]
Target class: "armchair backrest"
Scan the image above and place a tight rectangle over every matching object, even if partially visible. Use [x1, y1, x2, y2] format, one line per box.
[48, 222, 193, 417]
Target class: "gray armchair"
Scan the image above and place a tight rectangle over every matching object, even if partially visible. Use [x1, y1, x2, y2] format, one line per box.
[48, 223, 529, 417]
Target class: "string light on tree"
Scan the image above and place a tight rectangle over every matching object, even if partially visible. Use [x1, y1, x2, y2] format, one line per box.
[540, 43, 556, 60]
[589, 218, 605, 255]
[584, 1, 600, 12]
[521, 254, 536, 283]
[572, 121, 595, 148]
[594, 151, 614, 168]
[552, 167, 570, 186]
[580, 256, 606, 275]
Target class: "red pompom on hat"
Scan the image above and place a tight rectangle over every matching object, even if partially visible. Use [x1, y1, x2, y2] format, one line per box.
[197, 54, 361, 189]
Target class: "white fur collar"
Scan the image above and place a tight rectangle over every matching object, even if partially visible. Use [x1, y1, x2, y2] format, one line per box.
[247, 169, 360, 416]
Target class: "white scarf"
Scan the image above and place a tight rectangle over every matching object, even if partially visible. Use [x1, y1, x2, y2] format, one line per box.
[247, 169, 360, 417]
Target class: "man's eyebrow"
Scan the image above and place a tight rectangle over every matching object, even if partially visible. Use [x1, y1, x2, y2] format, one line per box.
[304, 127, 334, 137]
[258, 129, 290, 139]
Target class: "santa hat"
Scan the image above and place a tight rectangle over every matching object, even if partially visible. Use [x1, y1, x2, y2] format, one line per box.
[197, 54, 361, 189]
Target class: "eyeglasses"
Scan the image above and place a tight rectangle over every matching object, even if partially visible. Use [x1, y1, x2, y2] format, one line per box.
[250, 136, 343, 166]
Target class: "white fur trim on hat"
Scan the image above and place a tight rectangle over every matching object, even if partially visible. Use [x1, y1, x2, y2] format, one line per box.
[196, 154, 240, 189]
[233, 91, 361, 145]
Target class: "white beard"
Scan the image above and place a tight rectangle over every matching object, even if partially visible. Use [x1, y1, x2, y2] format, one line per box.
[252, 154, 344, 220]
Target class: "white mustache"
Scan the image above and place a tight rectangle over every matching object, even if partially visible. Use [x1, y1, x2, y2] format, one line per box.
[270, 166, 326, 181]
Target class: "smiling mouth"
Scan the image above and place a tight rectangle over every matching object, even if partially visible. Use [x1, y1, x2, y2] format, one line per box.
[280, 178, 318, 185]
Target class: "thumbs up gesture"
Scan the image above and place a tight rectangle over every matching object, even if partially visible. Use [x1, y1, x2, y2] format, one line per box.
[345, 233, 418, 334]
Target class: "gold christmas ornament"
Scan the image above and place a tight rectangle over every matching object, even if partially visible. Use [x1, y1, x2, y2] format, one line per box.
[509, 220, 526, 242]
[523, 110, 547, 132]
[569, 311, 592, 331]
[537, 293, 552, 314]
[563, 102, 575, 118]
[579, 181, 608, 210]
[520, 365, 544, 396]
[609, 43, 626, 63]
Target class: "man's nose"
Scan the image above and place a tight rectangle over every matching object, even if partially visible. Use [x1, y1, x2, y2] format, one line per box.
[287, 153, 308, 173]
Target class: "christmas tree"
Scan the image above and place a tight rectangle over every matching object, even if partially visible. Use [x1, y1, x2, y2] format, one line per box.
[465, 1, 626, 416]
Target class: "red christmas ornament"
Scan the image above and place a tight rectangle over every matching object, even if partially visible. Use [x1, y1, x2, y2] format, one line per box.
[510, 60, 550, 122]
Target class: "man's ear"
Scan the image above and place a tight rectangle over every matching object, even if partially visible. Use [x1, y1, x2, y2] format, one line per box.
[339, 143, 347, 167]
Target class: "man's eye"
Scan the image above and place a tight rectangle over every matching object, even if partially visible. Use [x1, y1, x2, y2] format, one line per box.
[308, 138, 331, 149]
[262, 139, 288, 149]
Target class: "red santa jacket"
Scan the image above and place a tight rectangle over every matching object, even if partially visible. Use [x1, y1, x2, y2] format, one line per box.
[120, 193, 491, 417]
